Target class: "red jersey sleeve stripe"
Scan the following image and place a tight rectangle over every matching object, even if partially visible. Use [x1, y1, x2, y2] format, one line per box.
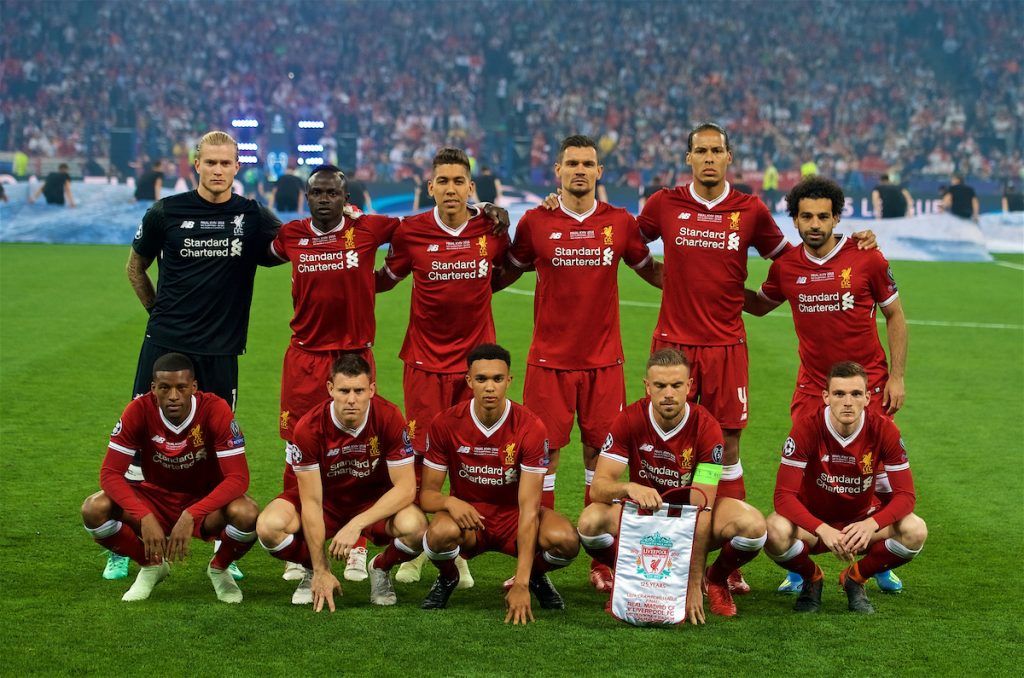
[764, 240, 788, 260]
[508, 252, 530, 269]
[386, 456, 415, 468]
[599, 451, 629, 465]
[293, 463, 319, 473]
[883, 461, 910, 472]
[383, 263, 403, 281]
[521, 464, 547, 474]
[269, 241, 288, 262]
[628, 252, 653, 270]
[108, 442, 137, 456]
[879, 291, 900, 307]
[758, 286, 784, 304]
[216, 447, 245, 458]
[423, 459, 447, 472]
[780, 457, 806, 469]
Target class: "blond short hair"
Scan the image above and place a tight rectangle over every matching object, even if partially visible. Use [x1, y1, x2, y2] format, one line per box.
[196, 131, 238, 160]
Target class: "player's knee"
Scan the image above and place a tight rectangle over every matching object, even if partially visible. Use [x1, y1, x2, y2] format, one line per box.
[226, 495, 260, 531]
[256, 507, 287, 546]
[81, 491, 113, 527]
[393, 505, 428, 542]
[577, 503, 615, 537]
[897, 514, 928, 550]
[424, 514, 462, 551]
[764, 512, 795, 554]
[542, 518, 580, 558]
[735, 505, 767, 539]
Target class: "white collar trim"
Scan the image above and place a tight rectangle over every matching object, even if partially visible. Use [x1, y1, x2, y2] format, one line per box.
[824, 406, 864, 448]
[558, 197, 597, 223]
[471, 400, 511, 438]
[160, 395, 197, 434]
[648, 401, 690, 441]
[308, 215, 346, 236]
[688, 181, 731, 209]
[331, 400, 371, 437]
[433, 205, 480, 237]
[803, 233, 847, 265]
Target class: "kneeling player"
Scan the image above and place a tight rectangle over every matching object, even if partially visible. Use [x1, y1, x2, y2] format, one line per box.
[81, 353, 258, 603]
[577, 349, 767, 622]
[256, 354, 426, 612]
[764, 361, 927, 614]
[419, 344, 580, 624]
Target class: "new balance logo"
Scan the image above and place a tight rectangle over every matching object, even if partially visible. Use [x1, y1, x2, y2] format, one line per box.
[678, 212, 692, 220]
[549, 232, 563, 239]
[180, 220, 195, 230]
[298, 238, 309, 246]
[640, 443, 654, 452]
[457, 446, 471, 455]
[427, 244, 440, 252]
[796, 276, 807, 284]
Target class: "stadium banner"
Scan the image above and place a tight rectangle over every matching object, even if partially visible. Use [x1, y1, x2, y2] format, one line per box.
[610, 500, 699, 627]
[0, 182, 1015, 261]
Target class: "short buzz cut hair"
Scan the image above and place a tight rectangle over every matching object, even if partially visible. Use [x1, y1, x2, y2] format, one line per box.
[152, 352, 195, 380]
[687, 122, 730, 152]
[786, 176, 845, 218]
[196, 130, 239, 160]
[307, 163, 347, 190]
[827, 360, 868, 387]
[432, 147, 471, 172]
[330, 353, 372, 380]
[646, 348, 690, 371]
[467, 343, 511, 369]
[557, 134, 599, 163]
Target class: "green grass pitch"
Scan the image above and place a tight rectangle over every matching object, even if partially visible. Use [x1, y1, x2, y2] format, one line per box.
[1, 243, 1021, 676]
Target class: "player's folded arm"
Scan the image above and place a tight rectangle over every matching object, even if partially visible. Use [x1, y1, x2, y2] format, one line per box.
[185, 451, 249, 524]
[773, 461, 824, 534]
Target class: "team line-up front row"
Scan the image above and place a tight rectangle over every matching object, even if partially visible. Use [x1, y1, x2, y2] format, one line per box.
[82, 345, 926, 624]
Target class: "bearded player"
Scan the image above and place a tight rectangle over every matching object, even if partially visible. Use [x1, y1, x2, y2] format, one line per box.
[636, 122, 876, 593]
[764, 361, 926, 614]
[82, 353, 259, 603]
[255, 354, 426, 611]
[744, 176, 908, 594]
[494, 134, 662, 592]
[419, 344, 580, 623]
[577, 349, 766, 621]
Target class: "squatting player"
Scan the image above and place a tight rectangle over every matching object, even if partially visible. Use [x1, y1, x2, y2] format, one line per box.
[268, 165, 400, 583]
[81, 353, 259, 603]
[419, 344, 580, 623]
[255, 354, 426, 612]
[376, 147, 511, 584]
[745, 176, 908, 593]
[636, 122, 875, 592]
[107, 130, 280, 581]
[577, 349, 767, 622]
[764, 361, 927, 614]
[495, 134, 662, 592]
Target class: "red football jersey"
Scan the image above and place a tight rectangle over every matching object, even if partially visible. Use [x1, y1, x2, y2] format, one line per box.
[382, 207, 510, 373]
[509, 200, 652, 369]
[423, 400, 548, 509]
[271, 214, 400, 351]
[638, 183, 789, 345]
[103, 392, 248, 522]
[599, 398, 724, 495]
[758, 235, 899, 393]
[775, 408, 915, 532]
[288, 395, 413, 511]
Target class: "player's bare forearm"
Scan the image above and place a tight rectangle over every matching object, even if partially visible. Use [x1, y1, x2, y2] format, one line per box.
[743, 288, 778, 316]
[301, 505, 331, 573]
[374, 267, 401, 293]
[419, 466, 448, 514]
[165, 510, 195, 562]
[126, 250, 156, 310]
[492, 264, 525, 292]
[634, 258, 663, 289]
[513, 506, 540, 585]
[883, 300, 908, 381]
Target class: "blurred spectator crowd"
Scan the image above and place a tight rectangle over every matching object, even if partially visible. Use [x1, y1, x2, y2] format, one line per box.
[1, 0, 1020, 187]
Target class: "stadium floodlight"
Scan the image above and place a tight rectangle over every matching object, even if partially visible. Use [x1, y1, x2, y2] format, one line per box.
[304, 157, 324, 166]
[231, 119, 259, 128]
[237, 143, 259, 151]
[297, 120, 325, 129]
[297, 144, 324, 152]
[239, 155, 259, 164]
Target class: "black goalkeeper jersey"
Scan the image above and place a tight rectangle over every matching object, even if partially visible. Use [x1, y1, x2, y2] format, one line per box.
[132, 191, 281, 355]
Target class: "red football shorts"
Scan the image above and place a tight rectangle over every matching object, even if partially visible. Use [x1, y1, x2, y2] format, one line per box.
[460, 504, 520, 558]
[130, 482, 220, 539]
[523, 364, 625, 450]
[790, 379, 892, 424]
[650, 340, 749, 430]
[402, 364, 471, 453]
[275, 487, 392, 546]
[279, 345, 375, 441]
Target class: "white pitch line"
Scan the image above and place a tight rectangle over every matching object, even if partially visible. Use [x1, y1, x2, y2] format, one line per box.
[498, 287, 1024, 330]
[995, 261, 1024, 271]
